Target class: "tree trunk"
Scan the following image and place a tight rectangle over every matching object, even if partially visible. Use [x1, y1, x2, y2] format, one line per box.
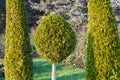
[52, 64, 56, 80]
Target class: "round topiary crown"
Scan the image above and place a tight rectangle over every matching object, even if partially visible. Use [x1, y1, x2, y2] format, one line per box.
[34, 14, 76, 64]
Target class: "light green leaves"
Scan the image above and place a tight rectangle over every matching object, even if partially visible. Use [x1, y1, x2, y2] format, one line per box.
[34, 14, 76, 64]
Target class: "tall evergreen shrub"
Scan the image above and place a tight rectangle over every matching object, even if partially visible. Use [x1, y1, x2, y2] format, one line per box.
[5, 0, 33, 80]
[86, 0, 120, 80]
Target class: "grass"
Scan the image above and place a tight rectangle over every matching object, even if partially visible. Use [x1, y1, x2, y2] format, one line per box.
[0, 58, 86, 80]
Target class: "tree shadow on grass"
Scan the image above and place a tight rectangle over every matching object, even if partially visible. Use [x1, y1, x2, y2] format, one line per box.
[33, 59, 52, 74]
[33, 58, 63, 79]
[33, 59, 51, 79]
[33, 59, 63, 73]
[33, 58, 86, 80]
[42, 72, 86, 80]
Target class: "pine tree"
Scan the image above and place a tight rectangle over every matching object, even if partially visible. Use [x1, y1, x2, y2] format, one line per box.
[86, 0, 120, 80]
[34, 14, 76, 80]
[5, 0, 33, 80]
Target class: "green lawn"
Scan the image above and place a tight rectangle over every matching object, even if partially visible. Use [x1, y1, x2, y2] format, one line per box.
[0, 58, 86, 80]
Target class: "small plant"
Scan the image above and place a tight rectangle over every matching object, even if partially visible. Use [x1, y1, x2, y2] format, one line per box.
[34, 14, 76, 80]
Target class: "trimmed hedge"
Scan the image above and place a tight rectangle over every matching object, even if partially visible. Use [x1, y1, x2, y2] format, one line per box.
[34, 14, 76, 64]
[5, 0, 33, 80]
[86, 0, 120, 80]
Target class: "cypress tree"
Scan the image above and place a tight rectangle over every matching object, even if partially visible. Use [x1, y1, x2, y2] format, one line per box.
[5, 0, 33, 80]
[34, 14, 76, 80]
[86, 0, 120, 80]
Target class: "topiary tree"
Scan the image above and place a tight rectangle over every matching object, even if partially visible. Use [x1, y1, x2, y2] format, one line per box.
[86, 0, 120, 80]
[34, 14, 76, 80]
[5, 0, 33, 80]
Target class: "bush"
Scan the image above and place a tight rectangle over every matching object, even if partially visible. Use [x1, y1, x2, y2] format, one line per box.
[86, 0, 120, 80]
[5, 0, 33, 80]
[34, 14, 76, 64]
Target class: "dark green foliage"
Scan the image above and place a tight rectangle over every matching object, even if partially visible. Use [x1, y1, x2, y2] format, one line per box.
[34, 14, 76, 64]
[5, 0, 33, 80]
[86, 32, 97, 80]
[86, 0, 120, 80]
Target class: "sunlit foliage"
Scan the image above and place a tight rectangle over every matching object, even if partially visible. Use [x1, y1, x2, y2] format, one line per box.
[5, 0, 33, 80]
[34, 14, 76, 64]
[86, 0, 120, 80]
